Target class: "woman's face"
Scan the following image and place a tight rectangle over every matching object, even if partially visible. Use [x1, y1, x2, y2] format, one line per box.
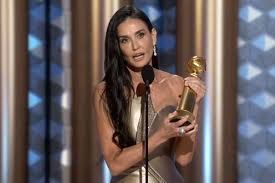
[117, 18, 157, 71]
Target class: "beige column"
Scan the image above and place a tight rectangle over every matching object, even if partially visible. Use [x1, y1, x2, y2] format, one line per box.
[0, 0, 2, 178]
[71, 0, 93, 182]
[176, 0, 238, 183]
[205, 1, 238, 183]
[0, 0, 28, 183]
[71, 1, 132, 182]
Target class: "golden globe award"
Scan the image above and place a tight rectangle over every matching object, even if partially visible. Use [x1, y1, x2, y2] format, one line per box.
[171, 56, 206, 125]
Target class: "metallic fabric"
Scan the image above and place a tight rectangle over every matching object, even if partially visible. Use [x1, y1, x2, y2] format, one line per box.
[111, 96, 184, 183]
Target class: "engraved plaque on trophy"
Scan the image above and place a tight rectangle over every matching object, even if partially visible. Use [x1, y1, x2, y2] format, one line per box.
[171, 56, 206, 126]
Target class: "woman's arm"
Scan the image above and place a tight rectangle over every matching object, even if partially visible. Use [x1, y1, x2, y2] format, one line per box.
[174, 104, 199, 167]
[173, 76, 206, 166]
[94, 83, 188, 176]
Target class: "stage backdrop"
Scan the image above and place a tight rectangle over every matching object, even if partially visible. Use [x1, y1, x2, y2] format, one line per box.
[28, 0, 71, 182]
[23, 0, 275, 183]
[238, 0, 275, 183]
[135, 0, 177, 73]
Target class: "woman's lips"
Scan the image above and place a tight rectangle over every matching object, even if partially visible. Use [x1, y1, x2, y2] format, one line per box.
[133, 53, 144, 61]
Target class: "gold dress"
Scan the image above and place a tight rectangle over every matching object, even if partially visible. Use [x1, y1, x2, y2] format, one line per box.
[111, 96, 185, 183]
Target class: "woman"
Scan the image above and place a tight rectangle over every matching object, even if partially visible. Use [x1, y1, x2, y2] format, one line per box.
[93, 5, 206, 182]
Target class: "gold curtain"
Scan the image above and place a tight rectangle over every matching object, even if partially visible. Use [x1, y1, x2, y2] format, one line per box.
[0, 0, 28, 183]
[176, 0, 238, 182]
[71, 0, 132, 182]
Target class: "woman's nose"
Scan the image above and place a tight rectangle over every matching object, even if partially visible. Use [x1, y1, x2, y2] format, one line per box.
[131, 39, 140, 50]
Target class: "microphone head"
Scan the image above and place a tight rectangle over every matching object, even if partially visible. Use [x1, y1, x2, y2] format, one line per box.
[141, 65, 155, 84]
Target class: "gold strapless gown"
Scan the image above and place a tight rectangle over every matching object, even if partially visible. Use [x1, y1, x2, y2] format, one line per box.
[111, 96, 184, 183]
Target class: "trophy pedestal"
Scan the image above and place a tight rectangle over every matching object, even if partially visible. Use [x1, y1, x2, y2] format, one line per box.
[170, 110, 194, 126]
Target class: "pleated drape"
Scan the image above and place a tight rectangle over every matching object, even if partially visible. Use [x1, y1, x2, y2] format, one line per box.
[71, 0, 132, 182]
[176, 0, 238, 182]
[0, 0, 28, 183]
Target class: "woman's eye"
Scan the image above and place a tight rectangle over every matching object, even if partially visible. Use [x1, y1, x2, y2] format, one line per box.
[120, 38, 128, 44]
[137, 32, 145, 39]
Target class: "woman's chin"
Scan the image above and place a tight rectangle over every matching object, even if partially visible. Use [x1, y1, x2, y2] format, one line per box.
[127, 65, 143, 72]
[127, 61, 152, 71]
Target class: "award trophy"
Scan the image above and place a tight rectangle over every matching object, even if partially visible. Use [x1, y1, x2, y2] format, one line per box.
[171, 56, 206, 125]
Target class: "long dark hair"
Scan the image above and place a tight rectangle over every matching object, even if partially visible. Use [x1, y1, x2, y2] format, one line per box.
[103, 5, 158, 148]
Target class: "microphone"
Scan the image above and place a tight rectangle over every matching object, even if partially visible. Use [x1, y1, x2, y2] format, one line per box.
[141, 65, 155, 85]
[141, 64, 154, 183]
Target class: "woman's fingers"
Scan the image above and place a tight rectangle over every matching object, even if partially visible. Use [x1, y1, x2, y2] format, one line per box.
[186, 82, 206, 95]
[177, 120, 198, 137]
[162, 113, 198, 139]
[184, 77, 206, 90]
[184, 77, 206, 88]
[184, 77, 206, 102]
[184, 124, 198, 136]
[167, 110, 178, 119]
[170, 115, 189, 127]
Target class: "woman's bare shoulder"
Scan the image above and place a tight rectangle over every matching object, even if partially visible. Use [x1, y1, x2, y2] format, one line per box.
[156, 70, 185, 87]
[94, 81, 105, 91]
[93, 81, 106, 100]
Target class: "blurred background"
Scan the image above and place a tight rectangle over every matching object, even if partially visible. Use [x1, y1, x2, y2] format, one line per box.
[1, 0, 275, 183]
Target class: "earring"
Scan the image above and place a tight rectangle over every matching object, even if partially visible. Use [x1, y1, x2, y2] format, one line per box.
[153, 45, 157, 56]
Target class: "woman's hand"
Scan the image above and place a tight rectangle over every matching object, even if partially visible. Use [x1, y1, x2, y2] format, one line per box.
[181, 120, 198, 137]
[184, 77, 206, 103]
[156, 111, 198, 143]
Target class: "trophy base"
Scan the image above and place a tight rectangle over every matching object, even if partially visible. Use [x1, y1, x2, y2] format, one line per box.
[170, 110, 194, 126]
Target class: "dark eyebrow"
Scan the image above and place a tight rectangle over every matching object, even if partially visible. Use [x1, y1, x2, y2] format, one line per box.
[135, 29, 146, 34]
[118, 28, 146, 38]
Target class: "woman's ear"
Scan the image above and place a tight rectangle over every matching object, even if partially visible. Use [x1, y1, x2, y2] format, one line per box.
[151, 28, 157, 45]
